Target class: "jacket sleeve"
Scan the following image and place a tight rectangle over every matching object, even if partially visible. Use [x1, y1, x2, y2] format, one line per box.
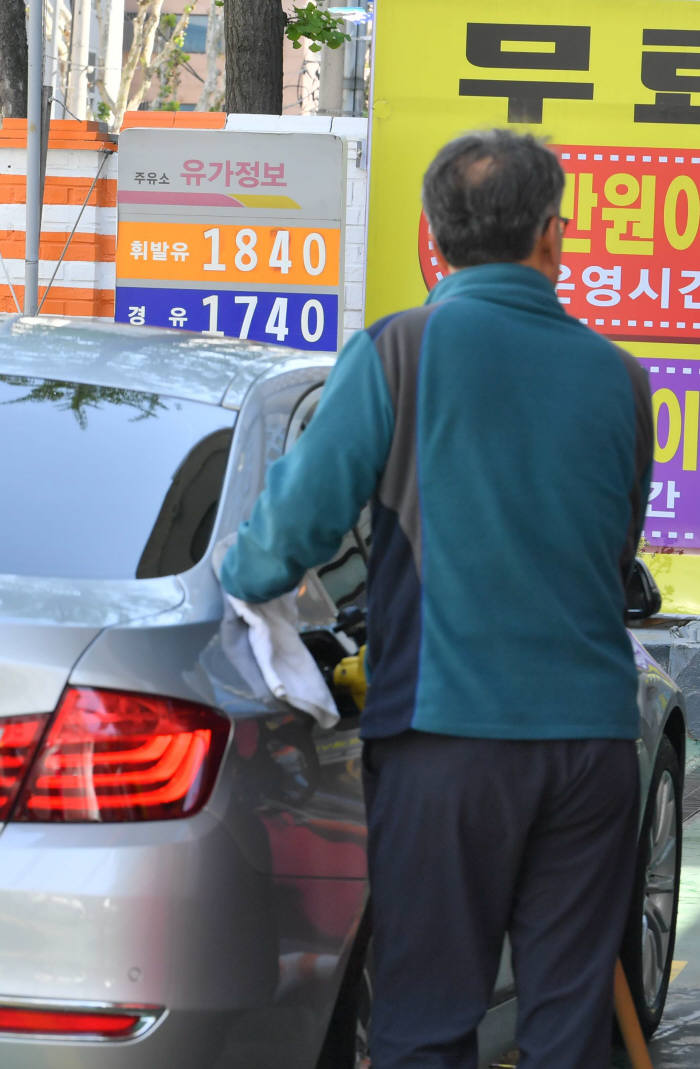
[220, 330, 395, 602]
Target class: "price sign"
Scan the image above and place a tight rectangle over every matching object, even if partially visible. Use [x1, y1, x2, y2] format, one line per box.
[117, 222, 340, 287]
[115, 287, 338, 350]
[115, 129, 345, 351]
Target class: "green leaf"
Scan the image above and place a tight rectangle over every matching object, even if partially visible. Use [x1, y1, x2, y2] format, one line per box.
[285, 2, 350, 51]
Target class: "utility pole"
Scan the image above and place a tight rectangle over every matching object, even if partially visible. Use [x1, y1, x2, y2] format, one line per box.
[343, 6, 369, 116]
[49, 0, 65, 118]
[318, 2, 346, 115]
[67, 0, 92, 118]
[104, 0, 125, 109]
[318, 4, 369, 117]
[25, 0, 44, 315]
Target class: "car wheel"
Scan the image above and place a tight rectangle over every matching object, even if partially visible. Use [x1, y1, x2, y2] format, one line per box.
[620, 734, 682, 1038]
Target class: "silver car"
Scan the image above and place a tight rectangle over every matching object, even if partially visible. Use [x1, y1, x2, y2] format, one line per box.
[0, 316, 686, 1069]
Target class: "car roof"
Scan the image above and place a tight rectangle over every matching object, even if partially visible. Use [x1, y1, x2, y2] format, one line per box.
[0, 316, 334, 408]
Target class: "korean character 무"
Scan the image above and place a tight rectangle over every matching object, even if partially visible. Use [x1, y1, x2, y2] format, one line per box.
[169, 307, 188, 328]
[150, 242, 169, 262]
[128, 305, 146, 325]
[181, 159, 206, 186]
[582, 266, 622, 306]
[679, 270, 700, 309]
[646, 480, 681, 518]
[560, 171, 598, 254]
[459, 22, 593, 124]
[146, 172, 158, 185]
[556, 263, 575, 305]
[171, 242, 190, 263]
[130, 241, 148, 261]
[134, 172, 146, 184]
[629, 267, 670, 309]
[636, 29, 700, 125]
[261, 163, 286, 187]
[235, 161, 260, 188]
[601, 174, 655, 255]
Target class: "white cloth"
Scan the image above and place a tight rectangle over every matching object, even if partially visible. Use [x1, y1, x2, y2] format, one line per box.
[223, 591, 340, 729]
[212, 536, 339, 728]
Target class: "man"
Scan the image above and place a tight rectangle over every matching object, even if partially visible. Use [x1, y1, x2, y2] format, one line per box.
[221, 129, 653, 1068]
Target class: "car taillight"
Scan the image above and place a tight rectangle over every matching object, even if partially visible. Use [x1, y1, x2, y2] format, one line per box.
[12, 688, 230, 822]
[0, 1002, 162, 1039]
[0, 715, 51, 821]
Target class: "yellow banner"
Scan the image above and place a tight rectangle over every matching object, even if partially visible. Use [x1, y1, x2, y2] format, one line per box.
[367, 0, 700, 612]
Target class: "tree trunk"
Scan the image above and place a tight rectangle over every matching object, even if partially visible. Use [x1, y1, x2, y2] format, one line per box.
[0, 0, 28, 118]
[225, 0, 285, 114]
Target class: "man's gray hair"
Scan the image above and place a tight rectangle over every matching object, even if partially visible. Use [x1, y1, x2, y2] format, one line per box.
[422, 129, 565, 268]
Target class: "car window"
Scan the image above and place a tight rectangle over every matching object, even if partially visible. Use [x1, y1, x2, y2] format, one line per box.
[316, 512, 370, 611]
[0, 375, 235, 579]
[286, 389, 370, 614]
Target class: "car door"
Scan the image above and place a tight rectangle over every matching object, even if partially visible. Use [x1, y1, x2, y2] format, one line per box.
[211, 378, 370, 1035]
[259, 384, 368, 889]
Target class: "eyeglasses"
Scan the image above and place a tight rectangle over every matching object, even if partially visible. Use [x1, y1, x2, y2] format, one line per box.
[542, 214, 571, 235]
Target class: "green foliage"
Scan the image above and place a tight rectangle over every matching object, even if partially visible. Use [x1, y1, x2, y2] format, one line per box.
[286, 4, 350, 52]
[96, 101, 111, 123]
[0, 377, 166, 430]
[211, 2, 349, 53]
[155, 10, 192, 112]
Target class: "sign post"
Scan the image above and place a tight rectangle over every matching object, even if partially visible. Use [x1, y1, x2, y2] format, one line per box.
[367, 0, 700, 612]
[116, 129, 345, 352]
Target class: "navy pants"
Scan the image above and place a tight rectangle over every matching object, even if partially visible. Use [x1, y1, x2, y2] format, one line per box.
[362, 732, 639, 1069]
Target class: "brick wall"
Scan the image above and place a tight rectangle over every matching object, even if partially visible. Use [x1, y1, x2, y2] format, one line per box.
[0, 120, 118, 316]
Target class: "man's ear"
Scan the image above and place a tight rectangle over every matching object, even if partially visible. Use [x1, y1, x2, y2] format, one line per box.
[522, 216, 561, 286]
[541, 215, 561, 265]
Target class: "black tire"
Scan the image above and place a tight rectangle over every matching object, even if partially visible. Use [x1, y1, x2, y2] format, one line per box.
[620, 734, 682, 1038]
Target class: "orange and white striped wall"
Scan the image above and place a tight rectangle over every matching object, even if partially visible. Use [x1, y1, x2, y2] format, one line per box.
[0, 111, 368, 342]
[0, 119, 119, 317]
[0, 113, 227, 320]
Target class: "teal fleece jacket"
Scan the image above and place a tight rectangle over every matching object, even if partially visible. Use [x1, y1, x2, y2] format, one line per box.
[222, 264, 653, 741]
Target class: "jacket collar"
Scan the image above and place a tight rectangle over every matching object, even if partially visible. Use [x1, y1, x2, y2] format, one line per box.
[425, 263, 567, 319]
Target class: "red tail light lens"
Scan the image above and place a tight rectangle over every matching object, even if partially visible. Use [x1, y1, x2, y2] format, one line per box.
[0, 715, 50, 821]
[0, 1001, 162, 1039]
[14, 689, 230, 822]
[0, 1006, 142, 1037]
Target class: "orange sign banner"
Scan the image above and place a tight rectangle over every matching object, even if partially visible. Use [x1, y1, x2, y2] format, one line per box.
[116, 222, 341, 288]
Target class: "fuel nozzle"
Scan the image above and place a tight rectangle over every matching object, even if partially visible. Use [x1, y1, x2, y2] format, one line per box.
[332, 645, 367, 712]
